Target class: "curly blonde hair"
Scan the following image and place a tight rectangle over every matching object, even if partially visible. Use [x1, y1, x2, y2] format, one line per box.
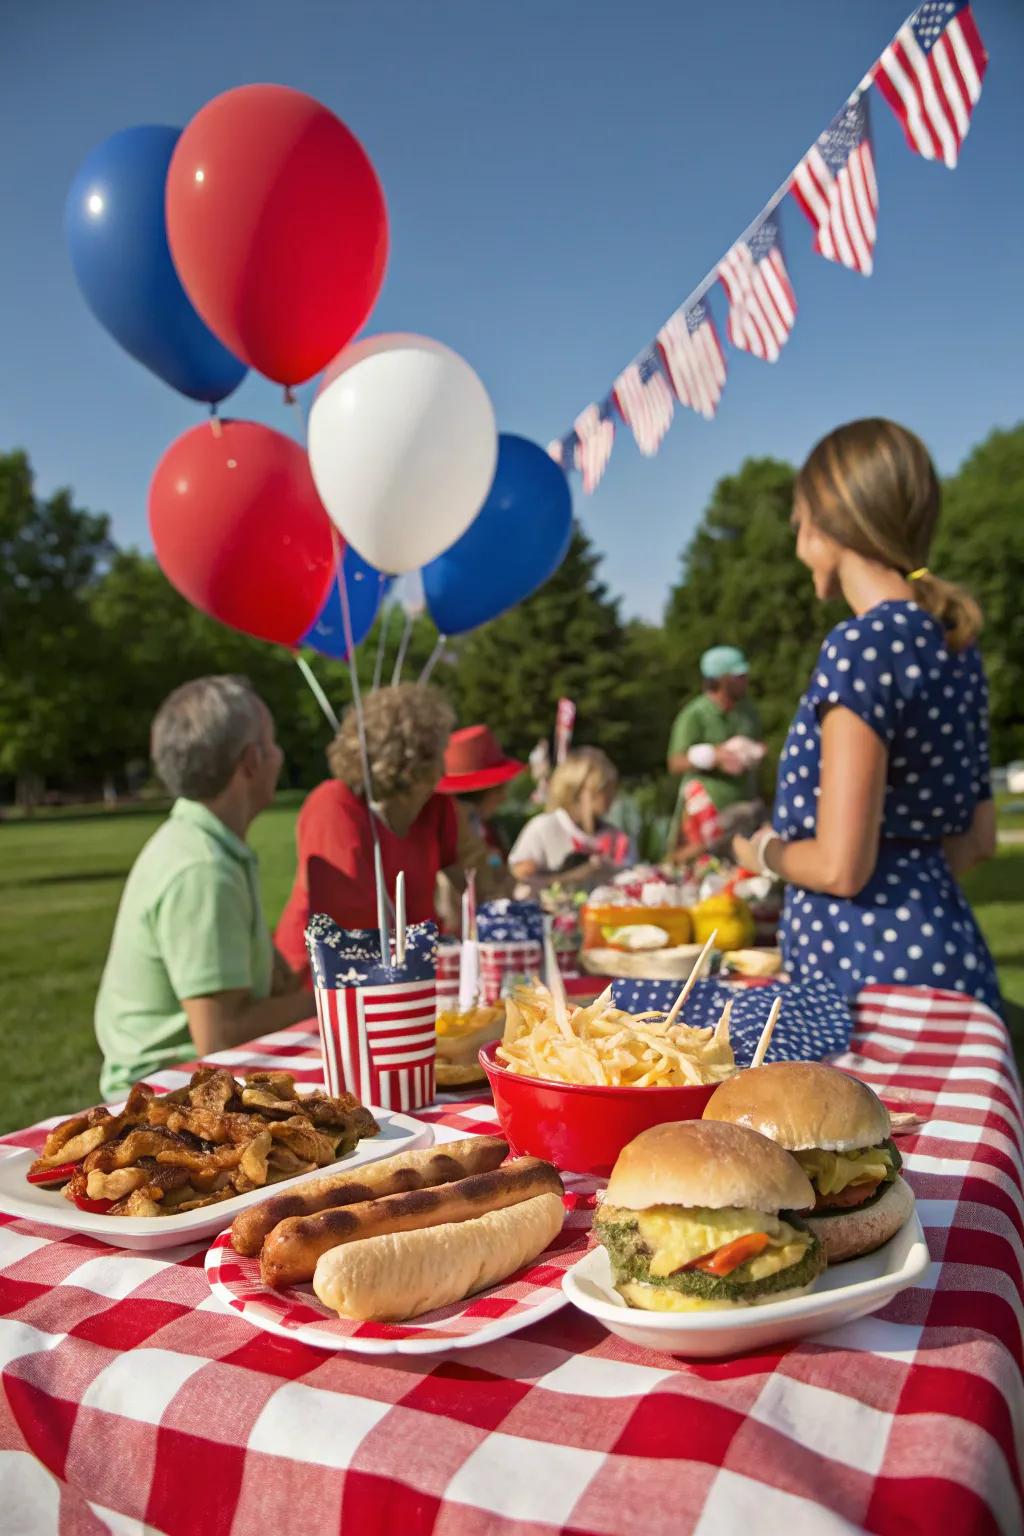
[546, 747, 619, 816]
[327, 684, 455, 801]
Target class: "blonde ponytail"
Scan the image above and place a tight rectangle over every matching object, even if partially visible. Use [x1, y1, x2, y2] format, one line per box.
[796, 419, 984, 653]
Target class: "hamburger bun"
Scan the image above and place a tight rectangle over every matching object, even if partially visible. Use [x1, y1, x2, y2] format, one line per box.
[806, 1175, 915, 1263]
[606, 1119, 816, 1215]
[703, 1061, 891, 1152]
[435, 1005, 505, 1086]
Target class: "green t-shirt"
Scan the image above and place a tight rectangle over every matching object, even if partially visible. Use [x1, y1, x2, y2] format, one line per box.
[95, 799, 273, 1099]
[668, 693, 762, 812]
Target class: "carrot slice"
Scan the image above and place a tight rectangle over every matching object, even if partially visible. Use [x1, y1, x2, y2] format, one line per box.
[689, 1231, 771, 1276]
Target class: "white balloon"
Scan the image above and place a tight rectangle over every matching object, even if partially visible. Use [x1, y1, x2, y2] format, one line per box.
[307, 333, 498, 574]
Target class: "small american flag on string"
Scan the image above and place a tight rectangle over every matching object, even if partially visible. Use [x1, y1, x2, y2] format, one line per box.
[792, 96, 878, 275]
[613, 346, 674, 457]
[657, 300, 727, 421]
[547, 431, 578, 473]
[718, 216, 797, 363]
[574, 400, 615, 493]
[872, 2, 987, 170]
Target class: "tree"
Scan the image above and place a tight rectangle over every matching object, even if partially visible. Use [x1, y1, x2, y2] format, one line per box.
[935, 425, 1024, 763]
[0, 452, 113, 797]
[449, 524, 636, 767]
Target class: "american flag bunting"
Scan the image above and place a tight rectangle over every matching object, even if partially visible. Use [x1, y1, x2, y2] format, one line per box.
[657, 300, 727, 420]
[872, 2, 987, 169]
[613, 346, 675, 456]
[718, 216, 797, 363]
[574, 400, 615, 493]
[547, 431, 578, 473]
[792, 96, 878, 275]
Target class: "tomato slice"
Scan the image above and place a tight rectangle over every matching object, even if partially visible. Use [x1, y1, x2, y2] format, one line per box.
[27, 1160, 78, 1186]
[689, 1232, 771, 1276]
[72, 1195, 114, 1214]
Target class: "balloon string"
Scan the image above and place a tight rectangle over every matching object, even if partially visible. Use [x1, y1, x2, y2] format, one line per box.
[372, 594, 397, 693]
[419, 634, 447, 686]
[208, 404, 223, 439]
[391, 610, 414, 688]
[294, 654, 339, 732]
[333, 530, 392, 923]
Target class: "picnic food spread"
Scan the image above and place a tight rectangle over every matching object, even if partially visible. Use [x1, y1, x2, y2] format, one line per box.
[593, 1119, 826, 1311]
[434, 1003, 505, 1086]
[228, 1135, 565, 1320]
[496, 980, 737, 1087]
[26, 1067, 379, 1216]
[703, 1060, 915, 1261]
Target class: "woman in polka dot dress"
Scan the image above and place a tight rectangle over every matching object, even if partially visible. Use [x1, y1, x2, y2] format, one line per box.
[734, 419, 1000, 1014]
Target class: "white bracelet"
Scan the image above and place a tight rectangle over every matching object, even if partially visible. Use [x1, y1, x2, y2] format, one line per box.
[751, 827, 780, 878]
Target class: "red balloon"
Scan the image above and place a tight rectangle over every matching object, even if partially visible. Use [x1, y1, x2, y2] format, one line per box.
[165, 85, 388, 386]
[149, 419, 336, 645]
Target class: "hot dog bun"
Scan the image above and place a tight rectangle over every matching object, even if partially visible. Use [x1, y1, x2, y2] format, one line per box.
[261, 1156, 563, 1288]
[313, 1191, 566, 1321]
[230, 1136, 508, 1257]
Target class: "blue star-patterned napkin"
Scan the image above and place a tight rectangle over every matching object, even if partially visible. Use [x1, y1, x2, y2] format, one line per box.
[609, 976, 853, 1067]
[476, 899, 545, 944]
[305, 912, 438, 990]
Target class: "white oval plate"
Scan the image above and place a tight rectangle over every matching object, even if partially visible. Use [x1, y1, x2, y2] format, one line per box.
[205, 1192, 592, 1355]
[0, 1109, 433, 1252]
[563, 1210, 930, 1358]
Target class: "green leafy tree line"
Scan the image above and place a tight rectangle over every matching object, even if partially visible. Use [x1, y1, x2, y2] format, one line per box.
[2, 424, 1022, 806]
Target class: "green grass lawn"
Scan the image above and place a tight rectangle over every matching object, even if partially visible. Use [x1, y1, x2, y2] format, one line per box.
[1, 802, 1021, 1134]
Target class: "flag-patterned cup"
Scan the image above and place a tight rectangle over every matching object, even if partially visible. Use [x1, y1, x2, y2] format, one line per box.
[306, 914, 438, 1113]
[479, 940, 543, 1004]
[435, 941, 462, 1010]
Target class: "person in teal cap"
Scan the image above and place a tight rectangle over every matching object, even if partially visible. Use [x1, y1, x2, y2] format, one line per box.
[666, 645, 765, 860]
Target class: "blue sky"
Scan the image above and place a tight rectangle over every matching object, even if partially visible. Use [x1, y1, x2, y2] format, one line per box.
[2, 0, 1021, 620]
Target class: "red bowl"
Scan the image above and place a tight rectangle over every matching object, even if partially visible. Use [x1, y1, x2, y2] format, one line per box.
[479, 1041, 718, 1179]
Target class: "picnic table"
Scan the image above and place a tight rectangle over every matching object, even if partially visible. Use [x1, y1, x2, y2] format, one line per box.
[1, 986, 1021, 1535]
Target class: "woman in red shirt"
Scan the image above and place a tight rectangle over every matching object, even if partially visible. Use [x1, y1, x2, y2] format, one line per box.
[275, 685, 461, 980]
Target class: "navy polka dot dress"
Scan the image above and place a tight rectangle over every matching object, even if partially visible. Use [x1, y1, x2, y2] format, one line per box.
[773, 600, 1001, 1013]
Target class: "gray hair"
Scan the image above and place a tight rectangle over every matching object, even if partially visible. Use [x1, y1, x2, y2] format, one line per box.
[151, 676, 265, 800]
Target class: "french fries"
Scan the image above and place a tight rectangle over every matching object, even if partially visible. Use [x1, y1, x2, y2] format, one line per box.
[496, 984, 736, 1088]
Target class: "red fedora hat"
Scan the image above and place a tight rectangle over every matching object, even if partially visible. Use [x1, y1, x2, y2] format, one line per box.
[437, 725, 525, 793]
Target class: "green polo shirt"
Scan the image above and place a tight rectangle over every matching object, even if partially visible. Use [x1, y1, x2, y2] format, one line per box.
[669, 693, 762, 813]
[95, 799, 273, 1099]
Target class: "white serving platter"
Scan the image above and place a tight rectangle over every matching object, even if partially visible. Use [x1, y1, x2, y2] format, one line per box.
[562, 1210, 930, 1358]
[0, 1109, 434, 1253]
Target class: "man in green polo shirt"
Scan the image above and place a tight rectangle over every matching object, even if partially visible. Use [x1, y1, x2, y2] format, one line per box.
[95, 675, 313, 1098]
[666, 645, 766, 860]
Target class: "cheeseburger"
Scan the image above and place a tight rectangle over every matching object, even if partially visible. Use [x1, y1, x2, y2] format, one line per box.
[703, 1062, 913, 1263]
[593, 1120, 825, 1312]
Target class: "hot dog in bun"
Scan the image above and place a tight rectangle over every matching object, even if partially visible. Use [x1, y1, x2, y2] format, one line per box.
[703, 1062, 913, 1262]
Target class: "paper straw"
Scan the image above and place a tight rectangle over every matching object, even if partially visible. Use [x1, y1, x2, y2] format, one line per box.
[374, 843, 391, 966]
[458, 936, 479, 1013]
[751, 996, 782, 1068]
[394, 871, 407, 967]
[466, 868, 478, 941]
[663, 929, 718, 1026]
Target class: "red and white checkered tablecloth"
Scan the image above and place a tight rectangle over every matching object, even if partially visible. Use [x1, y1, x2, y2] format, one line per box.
[0, 987, 1021, 1536]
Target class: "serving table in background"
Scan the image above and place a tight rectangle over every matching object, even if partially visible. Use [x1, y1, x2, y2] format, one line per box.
[0, 987, 1021, 1535]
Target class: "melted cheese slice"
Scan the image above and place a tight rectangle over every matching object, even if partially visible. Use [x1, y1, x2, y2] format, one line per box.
[794, 1143, 895, 1197]
[598, 1203, 809, 1279]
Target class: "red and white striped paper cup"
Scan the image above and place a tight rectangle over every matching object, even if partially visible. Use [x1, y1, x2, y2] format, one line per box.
[435, 942, 462, 1011]
[479, 940, 543, 1005]
[313, 976, 437, 1113]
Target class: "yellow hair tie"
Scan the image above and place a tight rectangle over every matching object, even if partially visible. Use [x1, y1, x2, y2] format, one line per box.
[907, 567, 930, 581]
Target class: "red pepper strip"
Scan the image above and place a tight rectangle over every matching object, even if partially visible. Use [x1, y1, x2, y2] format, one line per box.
[689, 1231, 771, 1277]
[26, 1161, 78, 1186]
[72, 1195, 114, 1214]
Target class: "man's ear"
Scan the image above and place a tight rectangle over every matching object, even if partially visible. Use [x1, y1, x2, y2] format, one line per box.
[238, 740, 262, 779]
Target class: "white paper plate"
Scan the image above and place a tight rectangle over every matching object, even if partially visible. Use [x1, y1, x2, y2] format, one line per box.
[0, 1109, 433, 1252]
[205, 1192, 591, 1354]
[562, 1211, 930, 1358]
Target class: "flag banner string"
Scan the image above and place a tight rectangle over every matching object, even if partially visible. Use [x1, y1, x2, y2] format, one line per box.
[550, 2, 988, 493]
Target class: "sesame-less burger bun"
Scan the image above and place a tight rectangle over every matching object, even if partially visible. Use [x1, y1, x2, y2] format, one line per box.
[807, 1175, 916, 1263]
[605, 1120, 815, 1214]
[703, 1062, 891, 1153]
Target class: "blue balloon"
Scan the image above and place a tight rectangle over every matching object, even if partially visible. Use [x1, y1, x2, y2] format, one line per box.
[422, 434, 572, 634]
[65, 125, 247, 403]
[301, 545, 390, 658]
